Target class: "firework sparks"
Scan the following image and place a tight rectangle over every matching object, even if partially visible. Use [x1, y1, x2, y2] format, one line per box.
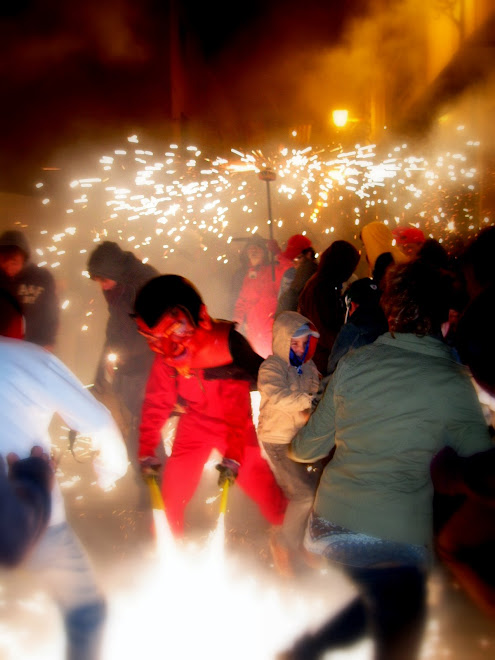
[21, 130, 491, 342]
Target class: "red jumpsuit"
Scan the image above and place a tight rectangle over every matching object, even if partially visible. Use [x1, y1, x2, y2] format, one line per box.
[138, 325, 287, 535]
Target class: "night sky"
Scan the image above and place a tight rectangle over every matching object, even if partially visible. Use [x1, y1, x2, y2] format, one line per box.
[0, 0, 371, 192]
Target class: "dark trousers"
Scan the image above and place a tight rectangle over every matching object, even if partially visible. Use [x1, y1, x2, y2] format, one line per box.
[284, 564, 427, 660]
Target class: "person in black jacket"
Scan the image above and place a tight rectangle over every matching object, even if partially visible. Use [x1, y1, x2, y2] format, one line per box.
[327, 277, 388, 375]
[87, 241, 159, 473]
[276, 246, 318, 315]
[429, 227, 495, 618]
[0, 230, 59, 349]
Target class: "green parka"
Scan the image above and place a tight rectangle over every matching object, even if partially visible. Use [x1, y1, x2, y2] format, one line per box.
[291, 332, 493, 547]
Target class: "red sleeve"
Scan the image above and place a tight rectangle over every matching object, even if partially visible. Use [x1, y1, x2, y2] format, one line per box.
[138, 356, 178, 459]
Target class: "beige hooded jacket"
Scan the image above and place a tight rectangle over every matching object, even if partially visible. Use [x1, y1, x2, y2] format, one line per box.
[257, 311, 320, 445]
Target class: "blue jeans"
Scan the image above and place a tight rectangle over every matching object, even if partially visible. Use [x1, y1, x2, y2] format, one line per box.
[262, 442, 319, 551]
[283, 514, 429, 659]
[25, 522, 106, 660]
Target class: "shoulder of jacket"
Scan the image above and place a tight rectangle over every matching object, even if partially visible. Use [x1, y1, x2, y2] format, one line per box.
[22, 263, 52, 278]
[260, 355, 285, 371]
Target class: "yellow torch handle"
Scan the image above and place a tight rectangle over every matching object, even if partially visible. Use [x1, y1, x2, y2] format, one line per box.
[220, 480, 230, 515]
[146, 475, 165, 511]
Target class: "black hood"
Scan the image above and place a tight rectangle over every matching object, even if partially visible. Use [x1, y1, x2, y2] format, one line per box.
[0, 230, 31, 260]
[317, 240, 360, 285]
[87, 241, 131, 281]
[134, 274, 204, 328]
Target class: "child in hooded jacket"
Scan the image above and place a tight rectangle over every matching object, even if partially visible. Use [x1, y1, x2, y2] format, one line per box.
[257, 311, 321, 571]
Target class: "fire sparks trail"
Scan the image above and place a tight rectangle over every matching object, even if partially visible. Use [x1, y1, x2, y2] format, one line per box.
[206, 481, 230, 565]
[24, 130, 491, 341]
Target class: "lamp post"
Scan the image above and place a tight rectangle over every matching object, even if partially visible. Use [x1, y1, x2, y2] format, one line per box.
[258, 168, 277, 281]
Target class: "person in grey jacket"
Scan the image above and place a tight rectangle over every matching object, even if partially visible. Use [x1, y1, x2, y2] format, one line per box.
[281, 260, 493, 660]
[257, 311, 321, 574]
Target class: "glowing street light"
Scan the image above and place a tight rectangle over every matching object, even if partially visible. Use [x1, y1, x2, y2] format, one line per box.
[332, 109, 349, 128]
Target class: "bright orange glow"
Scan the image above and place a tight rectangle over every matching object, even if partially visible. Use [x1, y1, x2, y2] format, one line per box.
[332, 109, 349, 128]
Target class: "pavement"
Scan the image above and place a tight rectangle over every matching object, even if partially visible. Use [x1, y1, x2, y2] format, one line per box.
[1, 425, 494, 660]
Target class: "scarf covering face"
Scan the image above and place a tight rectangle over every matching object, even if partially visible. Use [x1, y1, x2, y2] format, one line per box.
[289, 339, 310, 374]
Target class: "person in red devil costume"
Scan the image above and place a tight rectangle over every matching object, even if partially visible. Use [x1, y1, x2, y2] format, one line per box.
[133, 274, 287, 536]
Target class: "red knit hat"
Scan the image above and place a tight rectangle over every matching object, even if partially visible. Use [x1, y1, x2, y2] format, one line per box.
[392, 227, 426, 245]
[281, 234, 312, 260]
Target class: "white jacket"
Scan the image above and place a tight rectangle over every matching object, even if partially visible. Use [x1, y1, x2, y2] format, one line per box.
[0, 338, 128, 525]
[257, 312, 320, 444]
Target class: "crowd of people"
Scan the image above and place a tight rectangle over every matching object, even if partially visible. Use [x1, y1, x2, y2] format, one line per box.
[1, 222, 494, 659]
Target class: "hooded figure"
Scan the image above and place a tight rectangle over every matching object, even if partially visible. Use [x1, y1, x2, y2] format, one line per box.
[229, 237, 270, 315]
[0, 230, 59, 348]
[233, 234, 310, 357]
[134, 274, 287, 536]
[258, 312, 320, 445]
[276, 245, 318, 315]
[327, 277, 388, 375]
[257, 311, 321, 572]
[361, 221, 409, 272]
[87, 241, 159, 421]
[233, 239, 282, 358]
[298, 240, 360, 375]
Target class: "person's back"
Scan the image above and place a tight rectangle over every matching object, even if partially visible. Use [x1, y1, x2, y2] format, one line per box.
[320, 332, 491, 546]
[276, 247, 318, 315]
[298, 240, 360, 375]
[286, 260, 493, 660]
[327, 277, 388, 375]
[298, 261, 492, 547]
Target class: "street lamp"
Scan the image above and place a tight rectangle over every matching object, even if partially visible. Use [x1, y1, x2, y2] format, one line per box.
[332, 109, 349, 128]
[258, 168, 277, 281]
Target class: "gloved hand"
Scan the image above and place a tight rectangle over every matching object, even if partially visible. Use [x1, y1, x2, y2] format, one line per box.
[216, 458, 240, 488]
[139, 456, 162, 480]
[7, 446, 55, 492]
